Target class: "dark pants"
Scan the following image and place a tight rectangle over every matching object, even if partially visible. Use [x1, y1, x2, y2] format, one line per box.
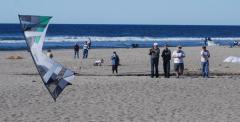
[163, 61, 170, 78]
[83, 49, 88, 59]
[201, 61, 209, 78]
[151, 58, 159, 77]
[88, 43, 91, 49]
[112, 65, 118, 74]
[74, 51, 79, 59]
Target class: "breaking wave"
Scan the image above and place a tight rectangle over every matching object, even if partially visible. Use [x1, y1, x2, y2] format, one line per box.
[1, 36, 240, 44]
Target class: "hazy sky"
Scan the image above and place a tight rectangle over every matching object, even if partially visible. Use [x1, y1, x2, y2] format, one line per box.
[1, 0, 239, 25]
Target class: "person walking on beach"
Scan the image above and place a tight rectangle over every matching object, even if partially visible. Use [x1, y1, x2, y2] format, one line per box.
[149, 42, 160, 78]
[172, 46, 185, 78]
[161, 45, 171, 78]
[111, 51, 120, 74]
[74, 43, 80, 59]
[201, 46, 210, 78]
[83, 41, 89, 59]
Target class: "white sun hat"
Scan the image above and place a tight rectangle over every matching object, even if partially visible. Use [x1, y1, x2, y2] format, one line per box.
[153, 42, 158, 46]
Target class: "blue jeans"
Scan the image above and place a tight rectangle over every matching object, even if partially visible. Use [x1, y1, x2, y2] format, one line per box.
[83, 49, 88, 59]
[151, 58, 159, 77]
[201, 61, 209, 78]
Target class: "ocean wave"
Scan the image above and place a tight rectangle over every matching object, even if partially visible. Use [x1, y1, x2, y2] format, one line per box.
[0, 36, 240, 44]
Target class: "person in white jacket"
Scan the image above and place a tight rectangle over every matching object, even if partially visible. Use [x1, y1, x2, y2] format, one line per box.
[200, 46, 210, 78]
[172, 46, 185, 78]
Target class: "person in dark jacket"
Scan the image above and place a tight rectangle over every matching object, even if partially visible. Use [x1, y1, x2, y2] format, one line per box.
[161, 45, 171, 78]
[149, 42, 160, 78]
[74, 43, 80, 59]
[111, 51, 120, 74]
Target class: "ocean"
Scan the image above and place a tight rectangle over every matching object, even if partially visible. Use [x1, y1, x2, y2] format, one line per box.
[0, 24, 240, 50]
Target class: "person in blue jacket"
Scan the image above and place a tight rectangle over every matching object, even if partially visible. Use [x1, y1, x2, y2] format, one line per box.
[111, 51, 120, 74]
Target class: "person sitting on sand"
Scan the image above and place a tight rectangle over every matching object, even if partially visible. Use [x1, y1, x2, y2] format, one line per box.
[161, 44, 171, 78]
[94, 59, 104, 66]
[201, 46, 210, 78]
[111, 51, 120, 74]
[83, 41, 89, 59]
[46, 49, 53, 59]
[172, 46, 185, 78]
[74, 43, 80, 59]
[149, 42, 160, 78]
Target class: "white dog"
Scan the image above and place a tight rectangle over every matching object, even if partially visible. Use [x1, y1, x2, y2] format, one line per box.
[94, 59, 104, 66]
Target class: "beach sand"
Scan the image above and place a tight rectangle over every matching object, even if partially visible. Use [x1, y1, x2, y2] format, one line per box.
[1, 46, 240, 122]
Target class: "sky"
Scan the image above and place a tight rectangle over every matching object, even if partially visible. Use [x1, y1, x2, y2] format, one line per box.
[0, 0, 240, 25]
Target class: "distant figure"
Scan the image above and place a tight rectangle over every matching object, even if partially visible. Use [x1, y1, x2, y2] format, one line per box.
[149, 43, 160, 78]
[87, 38, 92, 49]
[233, 41, 239, 47]
[161, 45, 171, 78]
[207, 37, 212, 41]
[74, 43, 80, 59]
[204, 37, 208, 46]
[111, 51, 120, 74]
[94, 59, 104, 66]
[201, 46, 210, 78]
[83, 41, 89, 59]
[172, 46, 185, 78]
[46, 49, 53, 59]
[131, 44, 139, 48]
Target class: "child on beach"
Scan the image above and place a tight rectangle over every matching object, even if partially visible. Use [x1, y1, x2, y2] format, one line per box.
[201, 46, 210, 78]
[74, 43, 80, 59]
[83, 41, 89, 59]
[111, 51, 120, 74]
[46, 49, 53, 59]
[172, 46, 185, 78]
[161, 44, 171, 78]
[149, 43, 160, 78]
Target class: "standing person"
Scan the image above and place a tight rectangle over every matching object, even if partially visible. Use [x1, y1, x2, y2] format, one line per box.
[201, 46, 210, 78]
[82, 41, 89, 59]
[149, 42, 160, 78]
[74, 43, 80, 59]
[87, 38, 92, 49]
[172, 46, 185, 78]
[161, 45, 171, 78]
[204, 37, 208, 46]
[111, 51, 120, 74]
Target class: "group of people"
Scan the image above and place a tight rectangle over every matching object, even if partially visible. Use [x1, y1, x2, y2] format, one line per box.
[74, 39, 91, 59]
[73, 40, 120, 75]
[149, 43, 210, 78]
[71, 40, 210, 77]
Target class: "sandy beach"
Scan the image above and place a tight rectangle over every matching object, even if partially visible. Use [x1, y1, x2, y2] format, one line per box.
[1, 46, 240, 122]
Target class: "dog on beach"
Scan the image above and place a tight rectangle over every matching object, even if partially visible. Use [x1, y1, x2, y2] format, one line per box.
[94, 59, 104, 66]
